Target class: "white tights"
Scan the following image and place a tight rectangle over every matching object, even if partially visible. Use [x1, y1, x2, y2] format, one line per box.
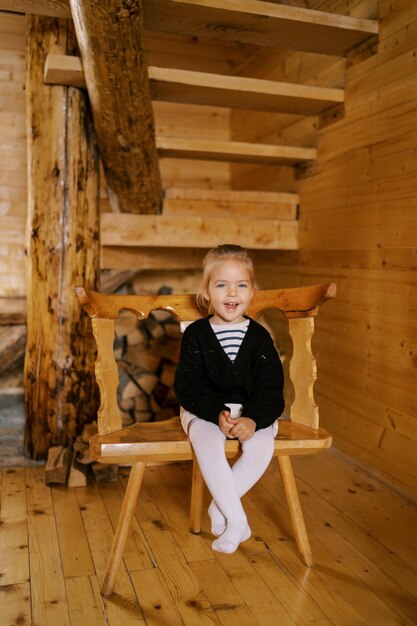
[187, 418, 275, 553]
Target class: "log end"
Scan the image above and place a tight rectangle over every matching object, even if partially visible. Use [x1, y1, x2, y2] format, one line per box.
[74, 285, 89, 305]
[325, 282, 337, 300]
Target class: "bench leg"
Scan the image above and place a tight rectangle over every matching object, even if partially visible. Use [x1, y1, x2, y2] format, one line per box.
[101, 461, 146, 598]
[189, 458, 205, 534]
[277, 455, 313, 567]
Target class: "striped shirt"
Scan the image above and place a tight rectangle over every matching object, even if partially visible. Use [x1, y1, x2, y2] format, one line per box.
[210, 319, 250, 362]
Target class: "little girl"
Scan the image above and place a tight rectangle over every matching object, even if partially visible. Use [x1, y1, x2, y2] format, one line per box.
[174, 244, 284, 554]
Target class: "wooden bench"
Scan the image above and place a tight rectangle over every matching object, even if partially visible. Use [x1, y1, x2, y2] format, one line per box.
[76, 282, 336, 598]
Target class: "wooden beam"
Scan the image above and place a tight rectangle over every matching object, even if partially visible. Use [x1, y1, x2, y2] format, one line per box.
[347, 34, 379, 68]
[44, 53, 85, 88]
[69, 0, 163, 214]
[1, 0, 378, 56]
[156, 137, 317, 165]
[318, 103, 345, 129]
[143, 0, 378, 56]
[101, 214, 299, 250]
[44, 55, 344, 117]
[25, 16, 100, 460]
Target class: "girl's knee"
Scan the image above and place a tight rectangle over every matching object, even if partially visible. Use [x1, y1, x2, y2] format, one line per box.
[242, 427, 275, 456]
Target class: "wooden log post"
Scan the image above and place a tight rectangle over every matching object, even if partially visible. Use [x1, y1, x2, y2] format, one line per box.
[25, 16, 100, 459]
[69, 0, 163, 214]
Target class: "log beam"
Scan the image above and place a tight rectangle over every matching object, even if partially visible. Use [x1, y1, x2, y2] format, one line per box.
[25, 16, 100, 459]
[69, 0, 163, 214]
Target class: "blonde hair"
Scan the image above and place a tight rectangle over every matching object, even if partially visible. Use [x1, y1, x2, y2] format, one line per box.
[196, 244, 257, 312]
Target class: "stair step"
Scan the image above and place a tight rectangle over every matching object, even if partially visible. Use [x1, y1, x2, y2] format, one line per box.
[102, 189, 299, 219]
[101, 213, 298, 250]
[149, 66, 344, 116]
[157, 137, 316, 165]
[164, 188, 298, 203]
[144, 0, 378, 57]
[163, 188, 299, 220]
[10, 1, 378, 58]
[44, 56, 343, 117]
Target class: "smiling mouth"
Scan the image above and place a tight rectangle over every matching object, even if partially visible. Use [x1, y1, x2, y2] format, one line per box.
[225, 302, 238, 307]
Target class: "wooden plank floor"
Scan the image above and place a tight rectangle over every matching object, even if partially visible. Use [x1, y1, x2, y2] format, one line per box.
[1, 450, 417, 625]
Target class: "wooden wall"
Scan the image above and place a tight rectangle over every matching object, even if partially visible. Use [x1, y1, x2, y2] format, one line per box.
[0, 12, 26, 297]
[232, 0, 417, 494]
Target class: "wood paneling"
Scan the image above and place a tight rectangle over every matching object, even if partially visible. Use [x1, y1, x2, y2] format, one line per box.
[232, 0, 417, 493]
[0, 13, 26, 298]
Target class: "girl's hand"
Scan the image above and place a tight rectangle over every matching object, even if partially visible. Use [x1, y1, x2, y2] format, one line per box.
[218, 410, 236, 438]
[228, 417, 256, 441]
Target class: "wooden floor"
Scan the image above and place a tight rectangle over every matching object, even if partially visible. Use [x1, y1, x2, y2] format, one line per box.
[1, 450, 417, 626]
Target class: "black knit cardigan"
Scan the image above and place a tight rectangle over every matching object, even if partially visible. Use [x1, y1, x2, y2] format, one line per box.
[174, 316, 285, 431]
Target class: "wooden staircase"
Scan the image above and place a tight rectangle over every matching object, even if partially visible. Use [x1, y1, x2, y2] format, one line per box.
[101, 188, 299, 254]
[41, 0, 378, 258]
[101, 188, 300, 269]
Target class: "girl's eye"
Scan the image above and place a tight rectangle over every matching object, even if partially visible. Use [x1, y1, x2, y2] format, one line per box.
[216, 283, 226, 288]
[238, 283, 248, 288]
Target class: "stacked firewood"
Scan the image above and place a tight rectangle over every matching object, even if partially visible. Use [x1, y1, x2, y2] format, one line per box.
[45, 421, 108, 487]
[45, 307, 183, 486]
[115, 309, 181, 426]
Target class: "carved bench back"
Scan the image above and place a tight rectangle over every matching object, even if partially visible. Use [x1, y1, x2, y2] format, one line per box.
[76, 283, 336, 435]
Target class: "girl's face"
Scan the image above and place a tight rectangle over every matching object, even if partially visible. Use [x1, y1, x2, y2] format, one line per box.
[206, 259, 254, 325]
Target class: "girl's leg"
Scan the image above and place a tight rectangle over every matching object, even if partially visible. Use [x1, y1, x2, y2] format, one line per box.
[233, 424, 275, 492]
[188, 419, 250, 553]
[210, 425, 275, 533]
